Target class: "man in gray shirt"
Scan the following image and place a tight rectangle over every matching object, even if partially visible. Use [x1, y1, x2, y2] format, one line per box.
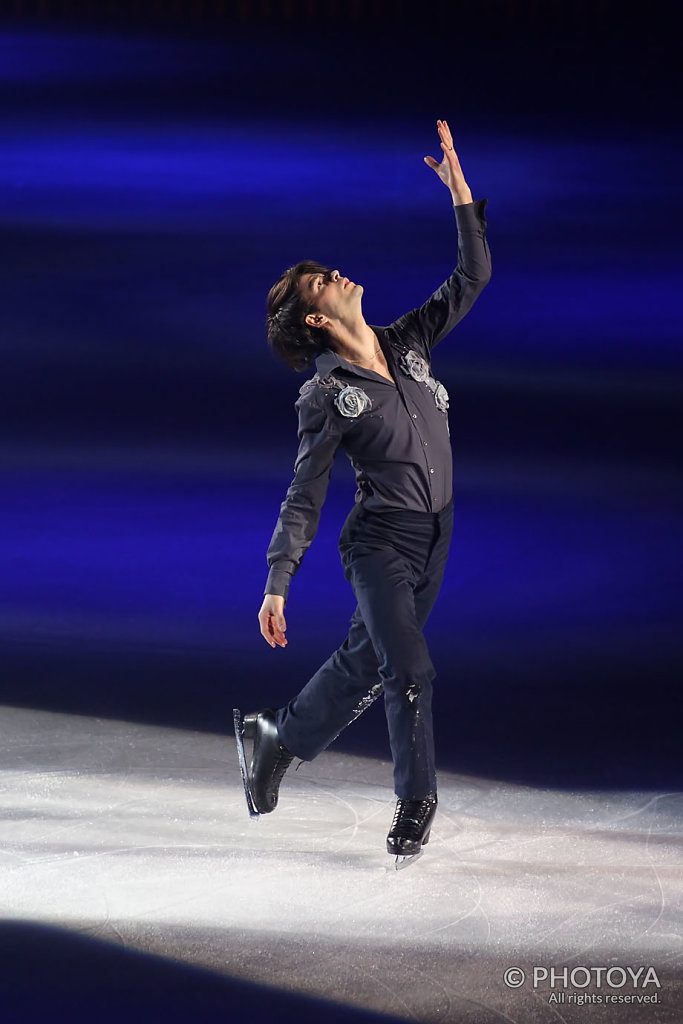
[238, 120, 491, 861]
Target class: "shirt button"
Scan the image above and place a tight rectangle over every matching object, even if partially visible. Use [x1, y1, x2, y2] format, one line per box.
[423, 441, 428, 446]
[433, 496, 438, 503]
[429, 467, 434, 474]
[412, 413, 417, 419]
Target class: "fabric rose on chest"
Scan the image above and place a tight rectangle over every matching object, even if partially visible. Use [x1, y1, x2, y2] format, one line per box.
[433, 381, 449, 412]
[334, 385, 373, 419]
[399, 349, 429, 383]
[397, 347, 450, 415]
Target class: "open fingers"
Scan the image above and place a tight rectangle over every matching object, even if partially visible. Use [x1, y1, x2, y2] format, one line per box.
[437, 118, 454, 151]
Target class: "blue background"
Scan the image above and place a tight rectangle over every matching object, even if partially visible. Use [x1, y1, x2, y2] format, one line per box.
[1, 1, 680, 788]
[1, 2, 681, 1020]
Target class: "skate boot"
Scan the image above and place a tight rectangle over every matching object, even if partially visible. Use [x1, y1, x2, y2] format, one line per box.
[386, 793, 438, 862]
[242, 708, 294, 814]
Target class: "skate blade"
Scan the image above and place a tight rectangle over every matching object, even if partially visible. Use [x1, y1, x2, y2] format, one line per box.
[232, 708, 259, 820]
[394, 848, 424, 871]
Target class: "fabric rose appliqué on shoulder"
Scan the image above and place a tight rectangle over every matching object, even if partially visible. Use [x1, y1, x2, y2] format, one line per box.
[334, 385, 373, 419]
[399, 349, 450, 413]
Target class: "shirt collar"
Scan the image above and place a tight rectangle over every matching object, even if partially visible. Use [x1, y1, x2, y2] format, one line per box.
[314, 326, 393, 383]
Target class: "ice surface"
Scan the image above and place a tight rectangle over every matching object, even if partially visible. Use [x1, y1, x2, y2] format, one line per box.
[1, 706, 681, 1023]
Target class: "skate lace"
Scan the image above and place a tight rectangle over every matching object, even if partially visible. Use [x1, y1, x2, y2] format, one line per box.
[390, 797, 436, 839]
[269, 746, 294, 789]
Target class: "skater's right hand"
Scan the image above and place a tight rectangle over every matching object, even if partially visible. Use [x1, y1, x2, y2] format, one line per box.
[258, 594, 287, 649]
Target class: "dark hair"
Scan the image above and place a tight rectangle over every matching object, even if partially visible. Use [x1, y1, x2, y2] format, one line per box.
[266, 260, 333, 372]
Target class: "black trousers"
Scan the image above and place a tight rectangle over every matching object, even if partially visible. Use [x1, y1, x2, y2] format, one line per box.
[276, 496, 454, 800]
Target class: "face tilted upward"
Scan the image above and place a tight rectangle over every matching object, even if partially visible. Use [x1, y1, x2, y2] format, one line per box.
[300, 268, 363, 329]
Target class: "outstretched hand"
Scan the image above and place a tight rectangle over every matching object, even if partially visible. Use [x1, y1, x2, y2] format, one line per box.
[424, 119, 473, 205]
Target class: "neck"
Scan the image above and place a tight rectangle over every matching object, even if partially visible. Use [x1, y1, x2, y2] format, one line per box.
[330, 320, 380, 366]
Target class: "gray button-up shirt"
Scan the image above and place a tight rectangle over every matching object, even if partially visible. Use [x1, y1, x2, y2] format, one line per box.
[265, 198, 491, 603]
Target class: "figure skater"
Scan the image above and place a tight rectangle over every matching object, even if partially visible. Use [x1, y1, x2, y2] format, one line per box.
[236, 119, 491, 861]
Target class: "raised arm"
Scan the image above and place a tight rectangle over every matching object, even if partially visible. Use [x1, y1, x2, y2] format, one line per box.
[389, 121, 491, 353]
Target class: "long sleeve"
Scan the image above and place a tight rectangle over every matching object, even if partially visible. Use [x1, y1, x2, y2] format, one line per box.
[389, 198, 491, 353]
[264, 392, 342, 605]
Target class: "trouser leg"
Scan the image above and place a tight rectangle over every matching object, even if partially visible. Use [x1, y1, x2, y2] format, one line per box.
[345, 548, 438, 799]
[276, 604, 382, 761]
[276, 553, 448, 768]
[276, 503, 452, 798]
[396, 511, 452, 795]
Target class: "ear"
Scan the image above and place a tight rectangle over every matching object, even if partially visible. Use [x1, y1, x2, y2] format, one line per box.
[305, 312, 327, 329]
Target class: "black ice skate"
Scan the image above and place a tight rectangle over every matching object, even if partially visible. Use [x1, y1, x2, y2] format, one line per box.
[233, 707, 294, 816]
[387, 793, 438, 868]
[233, 708, 259, 819]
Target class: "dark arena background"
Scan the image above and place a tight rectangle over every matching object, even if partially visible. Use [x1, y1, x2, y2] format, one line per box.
[1, 2, 681, 1022]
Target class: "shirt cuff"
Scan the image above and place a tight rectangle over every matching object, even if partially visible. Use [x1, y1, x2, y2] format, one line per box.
[453, 197, 488, 231]
[264, 568, 293, 604]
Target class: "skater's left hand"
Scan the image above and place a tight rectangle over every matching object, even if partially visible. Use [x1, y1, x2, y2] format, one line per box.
[424, 119, 473, 205]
